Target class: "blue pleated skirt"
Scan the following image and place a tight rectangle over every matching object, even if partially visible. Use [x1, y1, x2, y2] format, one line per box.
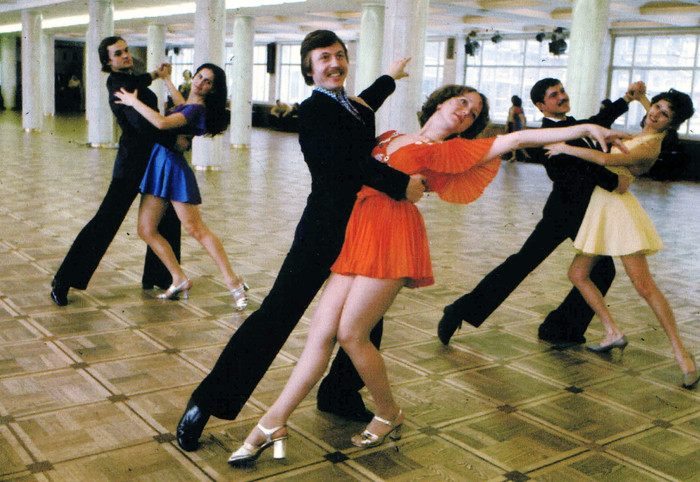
[140, 144, 202, 204]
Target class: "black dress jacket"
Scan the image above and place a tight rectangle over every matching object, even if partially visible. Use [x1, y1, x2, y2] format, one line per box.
[191, 75, 410, 419]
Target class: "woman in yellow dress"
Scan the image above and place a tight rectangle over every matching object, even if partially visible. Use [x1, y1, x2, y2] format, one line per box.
[545, 88, 697, 387]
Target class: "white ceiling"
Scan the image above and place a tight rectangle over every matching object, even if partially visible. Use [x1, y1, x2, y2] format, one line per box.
[1, 0, 699, 45]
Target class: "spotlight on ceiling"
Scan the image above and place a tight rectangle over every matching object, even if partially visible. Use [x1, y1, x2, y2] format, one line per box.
[549, 38, 567, 55]
[535, 32, 546, 42]
[491, 33, 502, 44]
[465, 39, 480, 56]
[548, 27, 567, 56]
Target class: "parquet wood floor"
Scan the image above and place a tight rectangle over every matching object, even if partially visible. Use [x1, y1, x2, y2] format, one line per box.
[1, 110, 700, 481]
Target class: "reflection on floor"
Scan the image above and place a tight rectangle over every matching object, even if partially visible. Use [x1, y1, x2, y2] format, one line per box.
[2, 110, 700, 481]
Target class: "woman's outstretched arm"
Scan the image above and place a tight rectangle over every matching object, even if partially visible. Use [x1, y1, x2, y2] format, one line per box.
[544, 136, 661, 171]
[114, 87, 188, 130]
[157, 64, 187, 107]
[480, 123, 629, 163]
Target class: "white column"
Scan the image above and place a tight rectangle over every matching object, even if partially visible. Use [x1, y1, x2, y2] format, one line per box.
[454, 34, 466, 86]
[267, 43, 277, 103]
[147, 24, 166, 113]
[567, 0, 611, 119]
[86, 0, 114, 146]
[1, 35, 18, 110]
[355, 4, 384, 94]
[21, 10, 43, 131]
[192, 0, 226, 169]
[346, 40, 357, 95]
[42, 33, 55, 116]
[230, 15, 254, 148]
[442, 38, 457, 86]
[376, 0, 429, 134]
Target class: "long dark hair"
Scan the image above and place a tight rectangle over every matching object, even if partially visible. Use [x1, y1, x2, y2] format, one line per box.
[194, 63, 229, 136]
[418, 85, 490, 140]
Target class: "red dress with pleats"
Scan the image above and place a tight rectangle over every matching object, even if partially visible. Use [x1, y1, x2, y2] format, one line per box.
[331, 131, 499, 288]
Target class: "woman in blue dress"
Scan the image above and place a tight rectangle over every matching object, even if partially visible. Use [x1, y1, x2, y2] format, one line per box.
[114, 63, 248, 309]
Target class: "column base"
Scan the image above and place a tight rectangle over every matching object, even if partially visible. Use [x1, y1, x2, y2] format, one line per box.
[89, 142, 118, 149]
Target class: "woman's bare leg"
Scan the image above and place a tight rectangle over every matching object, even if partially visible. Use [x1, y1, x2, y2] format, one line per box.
[138, 195, 187, 285]
[621, 254, 695, 373]
[242, 274, 354, 446]
[171, 201, 243, 289]
[568, 254, 624, 345]
[336, 276, 405, 434]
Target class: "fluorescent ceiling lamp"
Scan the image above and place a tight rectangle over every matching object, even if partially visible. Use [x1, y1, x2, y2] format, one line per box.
[115, 4, 196, 21]
[226, 0, 305, 6]
[0, 0, 305, 34]
[43, 15, 90, 29]
[0, 24, 21, 34]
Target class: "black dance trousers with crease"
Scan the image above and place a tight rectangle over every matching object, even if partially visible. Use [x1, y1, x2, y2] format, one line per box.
[54, 176, 180, 290]
[446, 208, 615, 338]
[191, 216, 381, 420]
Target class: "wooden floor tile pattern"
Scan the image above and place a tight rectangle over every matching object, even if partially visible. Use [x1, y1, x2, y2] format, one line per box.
[1, 110, 700, 480]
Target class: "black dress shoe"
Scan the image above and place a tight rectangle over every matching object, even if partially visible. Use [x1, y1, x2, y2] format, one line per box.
[50, 280, 69, 307]
[437, 306, 462, 346]
[317, 394, 374, 423]
[142, 281, 171, 290]
[538, 322, 586, 344]
[176, 398, 210, 452]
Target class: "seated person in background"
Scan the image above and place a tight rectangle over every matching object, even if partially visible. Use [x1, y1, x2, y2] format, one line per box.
[270, 99, 291, 128]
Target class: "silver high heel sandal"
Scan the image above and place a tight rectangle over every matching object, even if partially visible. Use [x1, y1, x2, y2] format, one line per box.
[351, 410, 403, 448]
[230, 281, 249, 311]
[683, 354, 700, 388]
[228, 423, 287, 467]
[586, 335, 628, 353]
[157, 279, 192, 300]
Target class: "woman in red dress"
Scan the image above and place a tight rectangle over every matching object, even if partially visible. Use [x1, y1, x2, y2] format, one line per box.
[228, 85, 627, 466]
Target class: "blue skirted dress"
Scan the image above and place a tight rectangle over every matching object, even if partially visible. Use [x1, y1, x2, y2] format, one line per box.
[139, 103, 206, 204]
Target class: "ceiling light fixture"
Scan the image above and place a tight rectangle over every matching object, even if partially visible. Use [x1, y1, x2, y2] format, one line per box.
[548, 27, 567, 55]
[0, 0, 306, 34]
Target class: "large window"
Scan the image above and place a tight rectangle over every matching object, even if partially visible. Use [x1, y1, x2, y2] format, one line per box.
[278, 44, 311, 105]
[464, 38, 568, 124]
[251, 45, 270, 102]
[168, 47, 194, 97]
[610, 34, 699, 136]
[423, 40, 445, 100]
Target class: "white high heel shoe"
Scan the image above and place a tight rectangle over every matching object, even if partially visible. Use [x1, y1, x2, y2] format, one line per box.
[157, 279, 192, 300]
[228, 423, 287, 467]
[230, 281, 249, 311]
[351, 410, 403, 448]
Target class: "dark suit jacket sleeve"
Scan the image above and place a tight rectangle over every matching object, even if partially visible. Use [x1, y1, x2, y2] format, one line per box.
[538, 101, 628, 193]
[579, 98, 630, 191]
[299, 83, 409, 202]
[108, 72, 177, 150]
[356, 76, 410, 200]
[357, 75, 396, 113]
[583, 97, 629, 128]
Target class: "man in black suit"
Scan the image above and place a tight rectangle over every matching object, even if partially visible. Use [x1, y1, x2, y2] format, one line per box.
[176, 30, 426, 452]
[50, 36, 181, 306]
[438, 78, 642, 345]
